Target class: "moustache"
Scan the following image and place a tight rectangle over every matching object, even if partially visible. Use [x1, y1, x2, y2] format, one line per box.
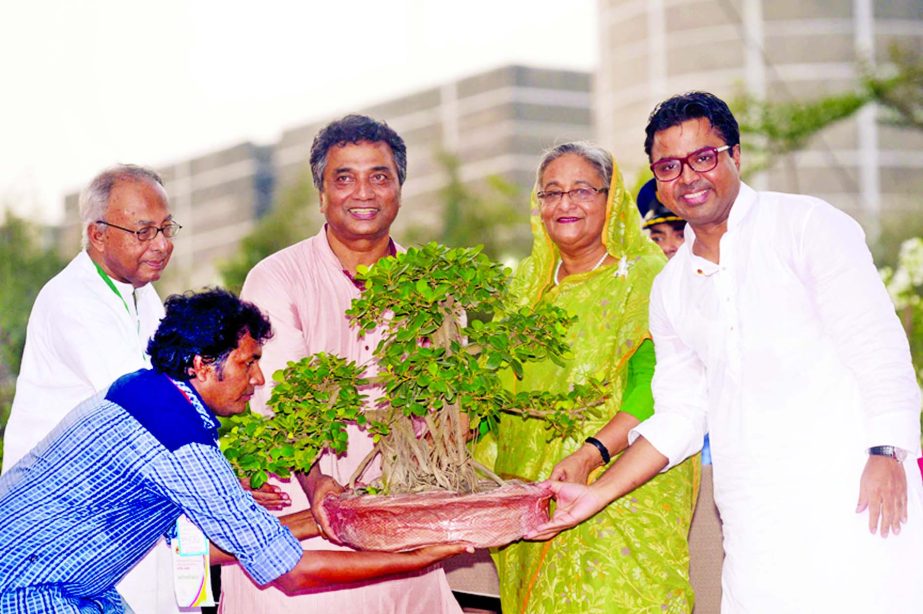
[677, 180, 712, 197]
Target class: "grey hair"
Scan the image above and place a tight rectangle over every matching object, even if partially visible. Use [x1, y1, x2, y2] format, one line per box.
[535, 142, 613, 191]
[79, 165, 164, 248]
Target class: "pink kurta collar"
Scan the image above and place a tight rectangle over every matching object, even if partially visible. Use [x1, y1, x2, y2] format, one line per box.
[318, 225, 399, 290]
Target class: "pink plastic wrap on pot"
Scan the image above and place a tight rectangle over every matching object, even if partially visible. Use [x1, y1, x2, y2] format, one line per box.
[322, 481, 552, 551]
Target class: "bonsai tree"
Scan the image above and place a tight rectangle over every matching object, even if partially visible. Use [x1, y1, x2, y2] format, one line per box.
[221, 242, 604, 494]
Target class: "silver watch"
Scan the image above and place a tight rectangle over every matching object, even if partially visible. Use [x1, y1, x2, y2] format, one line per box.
[868, 445, 908, 462]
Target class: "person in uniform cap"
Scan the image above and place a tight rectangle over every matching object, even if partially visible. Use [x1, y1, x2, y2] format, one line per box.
[637, 178, 686, 259]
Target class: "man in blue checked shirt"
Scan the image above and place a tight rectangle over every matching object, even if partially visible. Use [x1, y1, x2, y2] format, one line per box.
[0, 288, 466, 613]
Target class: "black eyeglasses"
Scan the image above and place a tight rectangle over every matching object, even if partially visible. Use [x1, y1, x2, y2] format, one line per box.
[96, 220, 182, 242]
[650, 145, 731, 182]
[537, 186, 608, 205]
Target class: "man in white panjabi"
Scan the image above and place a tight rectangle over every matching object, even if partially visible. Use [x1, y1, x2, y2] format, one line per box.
[1, 165, 189, 614]
[529, 92, 923, 613]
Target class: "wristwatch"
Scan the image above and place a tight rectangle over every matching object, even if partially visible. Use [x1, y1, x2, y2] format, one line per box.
[867, 445, 908, 462]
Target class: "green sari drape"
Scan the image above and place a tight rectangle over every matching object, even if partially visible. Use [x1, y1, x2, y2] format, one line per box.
[485, 158, 700, 613]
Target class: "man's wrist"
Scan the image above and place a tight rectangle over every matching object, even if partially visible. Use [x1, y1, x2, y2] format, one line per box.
[868, 445, 908, 462]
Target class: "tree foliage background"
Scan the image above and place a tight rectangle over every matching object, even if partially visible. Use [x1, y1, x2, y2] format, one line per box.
[881, 238, 923, 387]
[734, 46, 923, 177]
[219, 173, 320, 295]
[732, 44, 923, 265]
[0, 214, 65, 464]
[401, 153, 529, 263]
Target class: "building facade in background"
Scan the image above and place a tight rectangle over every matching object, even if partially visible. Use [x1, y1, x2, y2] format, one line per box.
[596, 0, 923, 237]
[59, 1, 923, 289]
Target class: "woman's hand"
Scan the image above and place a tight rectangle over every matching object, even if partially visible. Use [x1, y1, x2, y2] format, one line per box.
[526, 480, 609, 541]
[549, 444, 603, 484]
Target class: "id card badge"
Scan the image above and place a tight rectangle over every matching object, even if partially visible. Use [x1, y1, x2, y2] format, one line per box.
[171, 515, 215, 607]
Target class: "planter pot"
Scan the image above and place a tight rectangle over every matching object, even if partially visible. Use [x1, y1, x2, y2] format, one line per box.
[322, 481, 552, 551]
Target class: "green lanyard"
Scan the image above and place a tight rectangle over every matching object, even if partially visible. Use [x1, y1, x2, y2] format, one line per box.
[92, 259, 139, 333]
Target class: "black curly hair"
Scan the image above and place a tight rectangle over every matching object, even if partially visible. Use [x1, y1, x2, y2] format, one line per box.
[644, 91, 740, 160]
[147, 287, 273, 380]
[309, 114, 407, 189]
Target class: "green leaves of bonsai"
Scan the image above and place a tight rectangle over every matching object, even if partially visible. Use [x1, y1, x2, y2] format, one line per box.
[222, 243, 604, 492]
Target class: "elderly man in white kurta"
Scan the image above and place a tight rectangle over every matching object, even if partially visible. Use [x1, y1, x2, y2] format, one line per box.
[1, 165, 186, 614]
[529, 92, 923, 613]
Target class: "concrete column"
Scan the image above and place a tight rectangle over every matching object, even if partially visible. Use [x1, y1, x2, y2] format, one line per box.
[854, 0, 880, 241]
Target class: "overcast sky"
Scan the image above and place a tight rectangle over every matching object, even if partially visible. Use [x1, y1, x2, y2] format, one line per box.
[0, 0, 596, 223]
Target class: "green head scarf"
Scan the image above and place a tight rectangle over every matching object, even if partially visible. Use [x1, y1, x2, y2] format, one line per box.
[507, 151, 665, 308]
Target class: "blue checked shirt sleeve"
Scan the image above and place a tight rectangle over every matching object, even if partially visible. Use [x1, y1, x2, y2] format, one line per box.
[145, 443, 302, 585]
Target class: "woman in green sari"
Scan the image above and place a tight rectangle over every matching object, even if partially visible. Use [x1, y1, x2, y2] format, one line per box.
[488, 143, 699, 613]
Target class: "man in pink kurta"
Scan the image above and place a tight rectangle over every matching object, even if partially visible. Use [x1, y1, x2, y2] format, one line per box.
[220, 115, 461, 613]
